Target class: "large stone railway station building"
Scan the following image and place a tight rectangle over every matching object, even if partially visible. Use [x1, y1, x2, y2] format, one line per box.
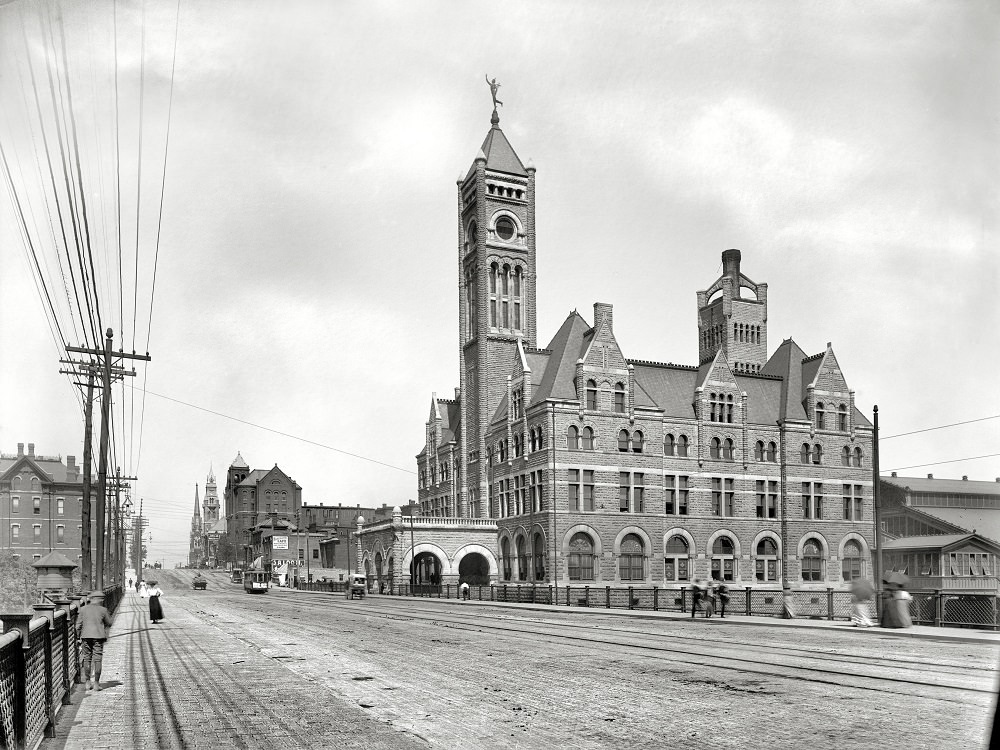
[356, 104, 876, 594]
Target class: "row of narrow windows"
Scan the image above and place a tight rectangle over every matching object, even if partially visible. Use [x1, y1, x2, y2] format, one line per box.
[734, 323, 761, 344]
[420, 462, 456, 489]
[487, 428, 862, 466]
[7, 497, 67, 514]
[487, 184, 524, 200]
[489, 262, 523, 331]
[708, 393, 735, 422]
[9, 524, 69, 542]
[500, 533, 868, 583]
[734, 362, 761, 374]
[582, 380, 627, 412]
[815, 403, 850, 431]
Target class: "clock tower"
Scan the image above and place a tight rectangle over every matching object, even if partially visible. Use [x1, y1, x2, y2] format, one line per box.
[457, 105, 536, 517]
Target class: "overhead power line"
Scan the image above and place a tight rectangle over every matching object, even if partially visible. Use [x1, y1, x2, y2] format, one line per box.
[128, 385, 416, 475]
[881, 415, 1000, 441]
[882, 454, 1000, 473]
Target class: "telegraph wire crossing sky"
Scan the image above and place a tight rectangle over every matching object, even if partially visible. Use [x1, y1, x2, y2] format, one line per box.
[0, 1, 996, 566]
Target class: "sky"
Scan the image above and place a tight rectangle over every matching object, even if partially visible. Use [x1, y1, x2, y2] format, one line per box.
[1, 0, 997, 567]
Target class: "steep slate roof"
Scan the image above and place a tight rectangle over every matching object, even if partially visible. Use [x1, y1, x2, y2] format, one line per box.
[631, 364, 699, 420]
[762, 338, 809, 422]
[0, 455, 78, 484]
[438, 399, 461, 445]
[735, 374, 784, 425]
[480, 124, 528, 176]
[230, 452, 249, 469]
[529, 312, 591, 406]
[237, 469, 268, 487]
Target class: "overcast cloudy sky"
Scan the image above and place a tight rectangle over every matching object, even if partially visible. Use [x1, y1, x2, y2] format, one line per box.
[1, 0, 997, 566]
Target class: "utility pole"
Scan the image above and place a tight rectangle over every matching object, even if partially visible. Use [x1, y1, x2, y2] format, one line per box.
[107, 469, 136, 585]
[873, 405, 883, 617]
[64, 329, 150, 590]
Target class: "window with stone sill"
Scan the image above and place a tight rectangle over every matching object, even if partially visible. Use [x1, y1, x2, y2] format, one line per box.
[801, 539, 824, 581]
[568, 532, 595, 581]
[664, 536, 689, 581]
[619, 534, 645, 581]
[755, 538, 779, 582]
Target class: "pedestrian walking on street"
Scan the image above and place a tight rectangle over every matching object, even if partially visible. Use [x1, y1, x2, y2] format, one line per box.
[690, 579, 703, 618]
[138, 580, 148, 598]
[850, 579, 875, 627]
[77, 591, 112, 691]
[147, 580, 165, 623]
[703, 580, 716, 618]
[782, 581, 796, 619]
[460, 581, 470, 600]
[717, 582, 730, 618]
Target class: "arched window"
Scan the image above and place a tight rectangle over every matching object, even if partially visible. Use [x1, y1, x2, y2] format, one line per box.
[489, 263, 498, 328]
[533, 533, 546, 580]
[582, 427, 595, 450]
[853, 447, 863, 468]
[513, 267, 523, 330]
[801, 539, 823, 581]
[586, 380, 597, 410]
[501, 537, 512, 581]
[723, 438, 735, 461]
[499, 440, 507, 462]
[619, 534, 645, 581]
[614, 383, 626, 413]
[812, 444, 823, 465]
[710, 438, 721, 459]
[815, 402, 825, 430]
[632, 430, 644, 453]
[664, 434, 676, 456]
[754, 441, 764, 461]
[842, 540, 864, 582]
[516, 536, 528, 580]
[766, 442, 777, 462]
[711, 537, 736, 581]
[800, 443, 811, 464]
[726, 394, 734, 423]
[466, 221, 477, 254]
[567, 425, 579, 450]
[756, 538, 778, 582]
[568, 533, 595, 581]
[709, 393, 718, 422]
[841, 446, 851, 466]
[677, 435, 689, 457]
[664, 536, 689, 582]
[618, 429, 630, 452]
[838, 404, 848, 432]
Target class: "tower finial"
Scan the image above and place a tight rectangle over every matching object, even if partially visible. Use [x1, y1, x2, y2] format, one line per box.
[485, 74, 503, 125]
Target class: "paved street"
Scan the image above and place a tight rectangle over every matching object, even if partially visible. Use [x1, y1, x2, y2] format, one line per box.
[46, 570, 1000, 749]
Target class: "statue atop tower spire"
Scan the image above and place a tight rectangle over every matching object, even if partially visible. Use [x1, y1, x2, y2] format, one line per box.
[485, 74, 503, 124]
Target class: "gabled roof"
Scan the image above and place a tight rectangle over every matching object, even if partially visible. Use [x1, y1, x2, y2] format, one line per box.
[761, 338, 809, 422]
[207, 516, 227, 534]
[0, 455, 68, 484]
[230, 452, 249, 469]
[480, 125, 527, 177]
[237, 469, 268, 487]
[882, 533, 1000, 553]
[530, 312, 591, 406]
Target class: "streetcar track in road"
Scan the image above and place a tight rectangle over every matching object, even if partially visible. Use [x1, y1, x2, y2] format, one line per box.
[327, 595, 998, 678]
[134, 599, 188, 749]
[268, 593, 996, 704]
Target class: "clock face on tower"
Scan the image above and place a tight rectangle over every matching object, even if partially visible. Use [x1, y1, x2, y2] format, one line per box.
[495, 216, 516, 242]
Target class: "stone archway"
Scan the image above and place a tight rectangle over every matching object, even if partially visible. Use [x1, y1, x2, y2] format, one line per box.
[412, 551, 443, 587]
[458, 552, 490, 585]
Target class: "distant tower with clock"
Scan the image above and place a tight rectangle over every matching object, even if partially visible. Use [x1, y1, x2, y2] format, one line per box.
[454, 103, 537, 517]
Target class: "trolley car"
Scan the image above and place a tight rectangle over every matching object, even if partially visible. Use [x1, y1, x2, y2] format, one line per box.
[244, 569, 269, 594]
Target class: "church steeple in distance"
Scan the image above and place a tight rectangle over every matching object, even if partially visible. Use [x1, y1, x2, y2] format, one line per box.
[456, 78, 537, 517]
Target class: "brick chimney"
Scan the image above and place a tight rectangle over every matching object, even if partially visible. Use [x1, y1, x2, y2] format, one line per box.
[66, 455, 78, 482]
[27, 443, 34, 457]
[927, 474, 933, 479]
[17, 443, 23, 456]
[593, 302, 613, 332]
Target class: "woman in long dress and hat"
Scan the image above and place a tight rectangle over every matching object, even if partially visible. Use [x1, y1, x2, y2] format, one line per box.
[147, 580, 165, 623]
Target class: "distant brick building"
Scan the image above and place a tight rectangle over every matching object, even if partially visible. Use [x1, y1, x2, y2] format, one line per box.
[0, 442, 91, 571]
[360, 103, 877, 593]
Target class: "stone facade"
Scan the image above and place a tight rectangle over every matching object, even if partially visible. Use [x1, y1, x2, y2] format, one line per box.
[366, 104, 877, 594]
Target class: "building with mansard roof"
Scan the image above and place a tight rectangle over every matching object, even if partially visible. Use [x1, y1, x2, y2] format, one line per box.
[357, 102, 877, 595]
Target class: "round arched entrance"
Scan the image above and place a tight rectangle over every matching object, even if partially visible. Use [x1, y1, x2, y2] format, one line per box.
[458, 552, 490, 585]
[411, 551, 443, 586]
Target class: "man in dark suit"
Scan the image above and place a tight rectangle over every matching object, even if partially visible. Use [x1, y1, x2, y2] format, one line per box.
[76, 591, 112, 691]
